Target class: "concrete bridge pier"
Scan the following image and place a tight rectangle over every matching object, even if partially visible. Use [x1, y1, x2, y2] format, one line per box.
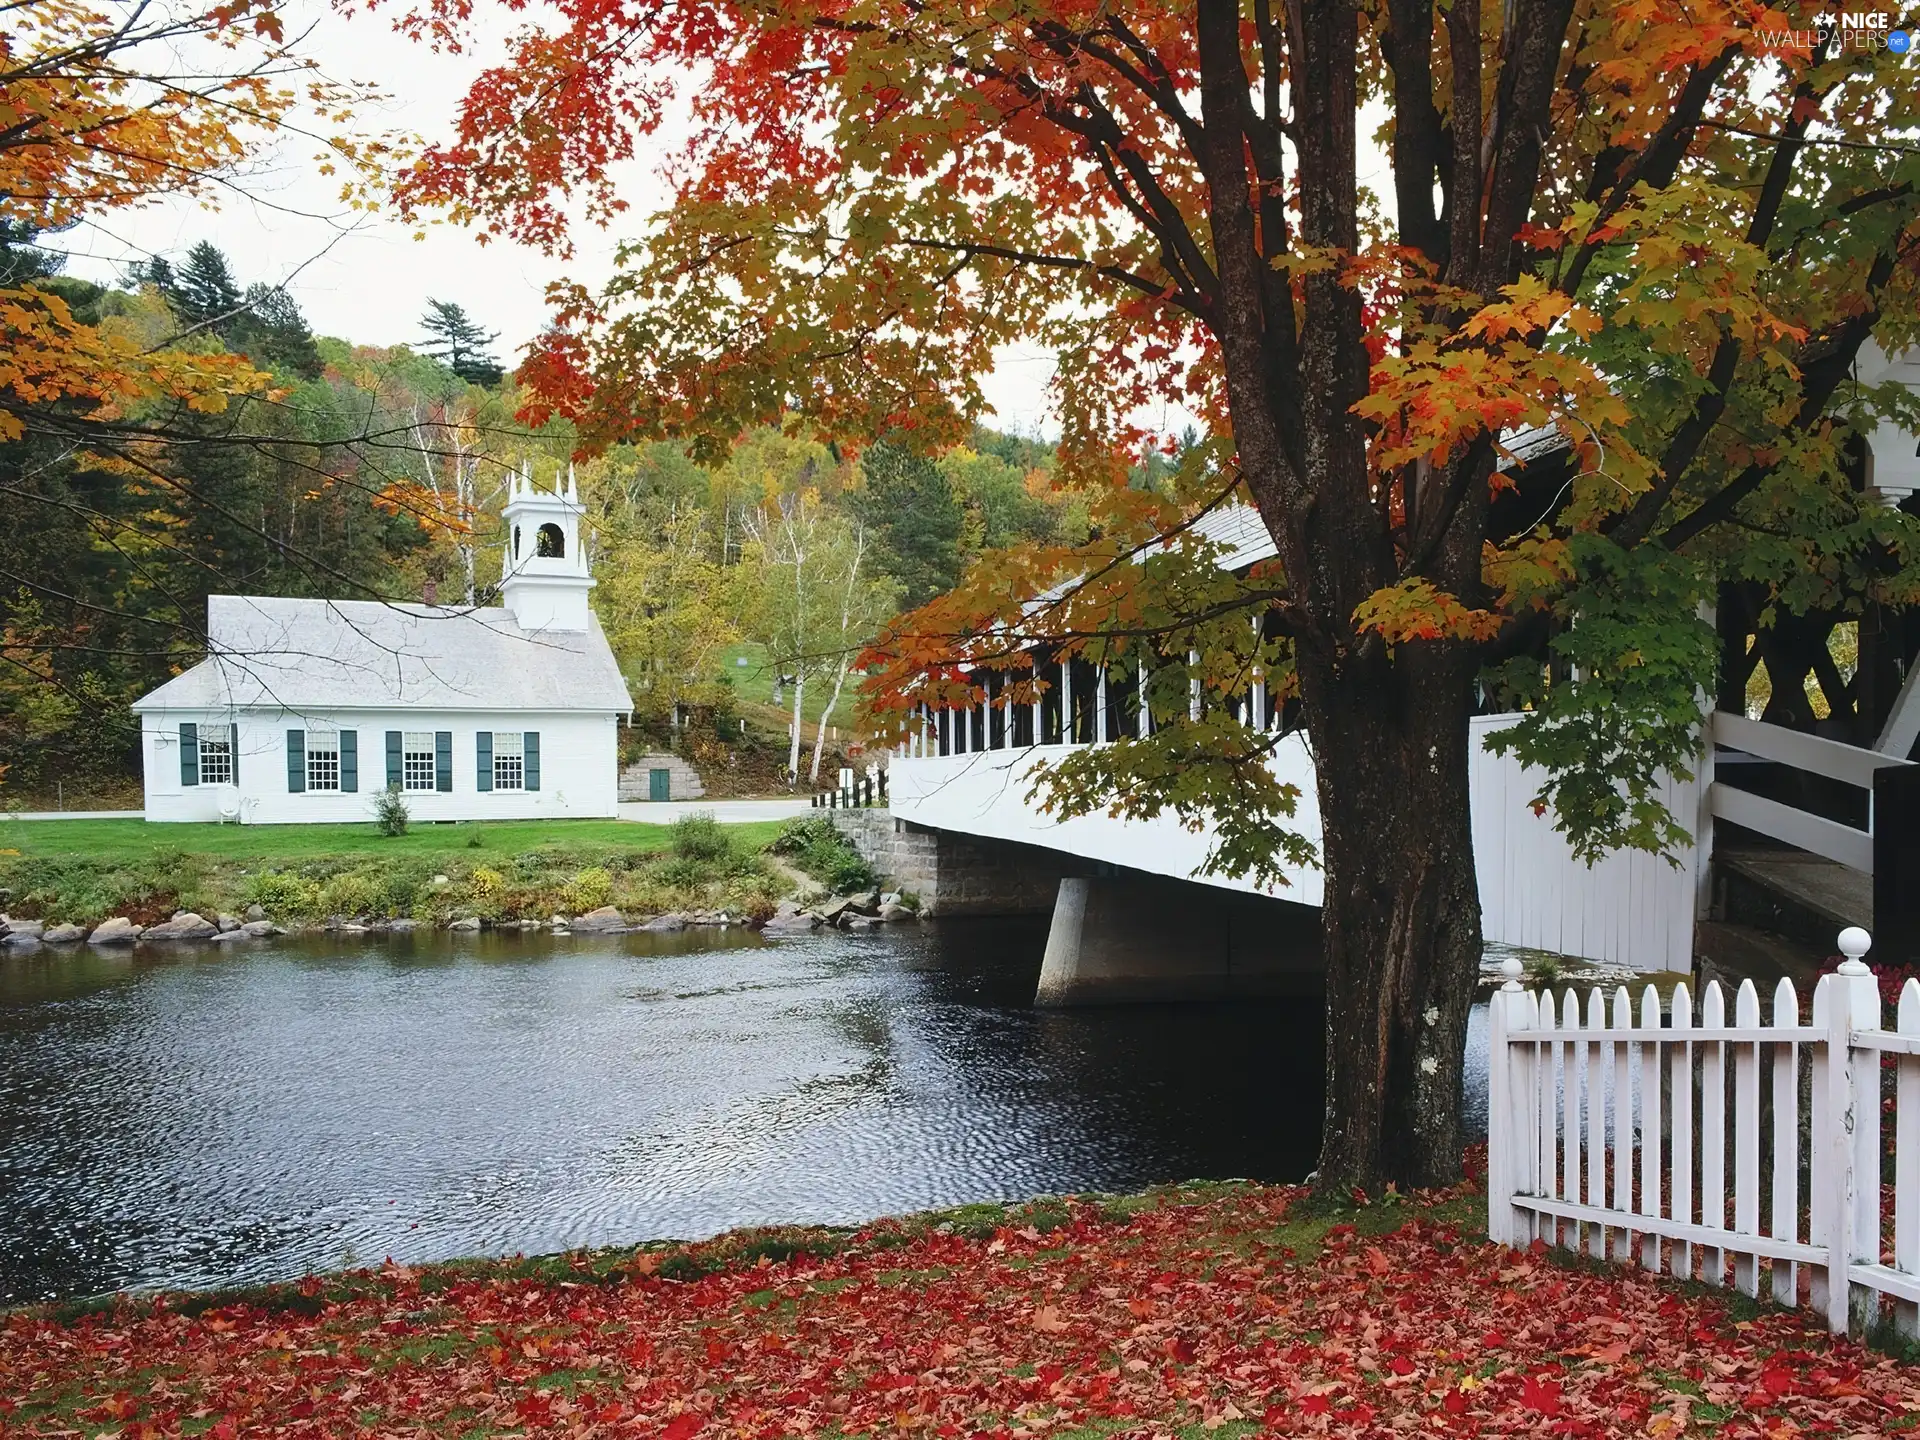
[1035, 874, 1323, 1006]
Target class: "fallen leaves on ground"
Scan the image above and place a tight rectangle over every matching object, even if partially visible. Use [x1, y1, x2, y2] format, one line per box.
[1, 1178, 1916, 1437]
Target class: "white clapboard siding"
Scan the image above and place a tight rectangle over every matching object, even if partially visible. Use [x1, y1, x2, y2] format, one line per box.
[897, 710, 1707, 973]
[1469, 715, 1703, 971]
[1487, 928, 1920, 1336]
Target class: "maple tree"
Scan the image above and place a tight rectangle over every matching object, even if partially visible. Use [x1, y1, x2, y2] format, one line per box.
[403, 1, 1920, 1190]
[0, 0, 432, 793]
[0, 0, 395, 450]
[7, 1172, 1920, 1435]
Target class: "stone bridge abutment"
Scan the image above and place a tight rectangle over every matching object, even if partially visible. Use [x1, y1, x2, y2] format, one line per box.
[828, 809, 1323, 1005]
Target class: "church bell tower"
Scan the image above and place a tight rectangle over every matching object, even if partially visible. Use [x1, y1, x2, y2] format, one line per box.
[499, 463, 594, 632]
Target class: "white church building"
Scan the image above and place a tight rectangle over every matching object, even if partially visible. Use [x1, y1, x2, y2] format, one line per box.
[132, 469, 633, 823]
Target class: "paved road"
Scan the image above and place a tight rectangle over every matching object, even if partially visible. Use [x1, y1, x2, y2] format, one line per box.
[3, 801, 814, 825]
[617, 798, 814, 824]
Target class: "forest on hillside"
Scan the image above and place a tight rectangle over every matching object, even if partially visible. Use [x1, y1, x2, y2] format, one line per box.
[0, 233, 1183, 802]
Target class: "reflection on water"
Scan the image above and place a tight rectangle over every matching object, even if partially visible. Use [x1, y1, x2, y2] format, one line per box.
[0, 921, 1481, 1303]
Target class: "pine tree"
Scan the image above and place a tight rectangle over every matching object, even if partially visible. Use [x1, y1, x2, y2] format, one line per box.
[855, 438, 963, 607]
[230, 284, 323, 380]
[124, 254, 180, 308]
[173, 241, 242, 333]
[0, 222, 62, 289]
[418, 299, 505, 385]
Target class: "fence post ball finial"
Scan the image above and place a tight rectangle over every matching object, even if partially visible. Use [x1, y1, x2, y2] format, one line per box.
[1838, 926, 1873, 973]
[1500, 956, 1524, 991]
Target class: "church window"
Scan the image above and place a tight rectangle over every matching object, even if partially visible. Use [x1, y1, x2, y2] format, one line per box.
[492, 731, 525, 791]
[536, 523, 565, 558]
[198, 731, 232, 786]
[402, 732, 436, 791]
[306, 730, 341, 792]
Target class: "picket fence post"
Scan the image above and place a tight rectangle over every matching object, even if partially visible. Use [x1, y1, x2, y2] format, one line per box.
[1486, 955, 1532, 1245]
[1831, 927, 1883, 1334]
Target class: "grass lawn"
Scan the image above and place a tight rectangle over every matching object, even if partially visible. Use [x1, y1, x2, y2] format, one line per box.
[721, 640, 862, 731]
[0, 817, 787, 864]
[3, 1170, 1915, 1436]
[0, 817, 796, 927]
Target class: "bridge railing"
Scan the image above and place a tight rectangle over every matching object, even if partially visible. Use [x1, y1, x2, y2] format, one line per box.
[809, 769, 886, 810]
[1487, 926, 1920, 1337]
[1707, 711, 1910, 875]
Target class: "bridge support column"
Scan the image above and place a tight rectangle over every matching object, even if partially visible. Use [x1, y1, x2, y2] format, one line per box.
[1034, 874, 1321, 1006]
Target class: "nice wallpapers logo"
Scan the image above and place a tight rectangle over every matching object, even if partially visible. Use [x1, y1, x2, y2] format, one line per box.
[1763, 10, 1914, 51]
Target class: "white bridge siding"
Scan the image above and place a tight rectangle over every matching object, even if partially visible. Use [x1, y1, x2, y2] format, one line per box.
[891, 730, 1326, 908]
[140, 709, 622, 824]
[1469, 715, 1703, 972]
[892, 711, 1705, 973]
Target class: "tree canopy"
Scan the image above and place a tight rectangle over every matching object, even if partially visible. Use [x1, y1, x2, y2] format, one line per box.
[419, 300, 507, 387]
[405, 0, 1920, 1189]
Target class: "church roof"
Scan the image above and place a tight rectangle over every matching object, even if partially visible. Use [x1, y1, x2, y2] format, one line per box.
[133, 596, 634, 715]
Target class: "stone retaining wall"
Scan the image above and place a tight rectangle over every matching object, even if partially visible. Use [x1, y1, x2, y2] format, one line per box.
[827, 809, 1069, 917]
[619, 753, 705, 802]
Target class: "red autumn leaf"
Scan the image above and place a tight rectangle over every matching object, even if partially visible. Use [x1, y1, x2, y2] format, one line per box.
[1521, 1373, 1562, 1416]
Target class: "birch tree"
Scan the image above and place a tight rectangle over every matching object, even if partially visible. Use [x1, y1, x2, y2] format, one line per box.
[740, 495, 895, 783]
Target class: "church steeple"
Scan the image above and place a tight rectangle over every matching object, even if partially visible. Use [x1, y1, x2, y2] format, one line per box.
[499, 463, 594, 631]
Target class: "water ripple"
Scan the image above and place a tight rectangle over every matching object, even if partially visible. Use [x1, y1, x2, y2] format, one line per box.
[0, 921, 1480, 1302]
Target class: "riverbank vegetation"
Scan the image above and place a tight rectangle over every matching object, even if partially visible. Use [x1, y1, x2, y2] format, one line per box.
[4, 1169, 1915, 1436]
[768, 817, 878, 895]
[0, 817, 788, 928]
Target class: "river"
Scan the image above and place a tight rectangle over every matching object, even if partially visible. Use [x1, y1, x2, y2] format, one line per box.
[0, 922, 1489, 1303]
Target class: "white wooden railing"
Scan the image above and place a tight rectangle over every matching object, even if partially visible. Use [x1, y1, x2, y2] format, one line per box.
[1708, 712, 1911, 874]
[1488, 928, 1920, 1336]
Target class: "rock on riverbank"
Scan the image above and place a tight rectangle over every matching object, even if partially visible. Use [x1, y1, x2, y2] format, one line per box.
[0, 907, 780, 951]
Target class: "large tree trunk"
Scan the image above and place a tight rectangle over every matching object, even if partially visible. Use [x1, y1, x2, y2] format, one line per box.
[1193, 0, 1496, 1196]
[1303, 648, 1484, 1193]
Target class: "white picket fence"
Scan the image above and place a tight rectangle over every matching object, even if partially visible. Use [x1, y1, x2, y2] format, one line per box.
[1487, 928, 1920, 1336]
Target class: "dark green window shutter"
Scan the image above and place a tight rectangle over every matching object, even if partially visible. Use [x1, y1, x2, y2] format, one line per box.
[340, 729, 358, 792]
[179, 722, 199, 787]
[434, 731, 452, 791]
[475, 731, 493, 792]
[286, 730, 305, 793]
[229, 723, 240, 785]
[524, 731, 540, 791]
[386, 730, 403, 787]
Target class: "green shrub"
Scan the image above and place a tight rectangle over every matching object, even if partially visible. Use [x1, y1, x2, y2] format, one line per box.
[246, 871, 324, 917]
[654, 855, 711, 891]
[373, 785, 409, 837]
[0, 858, 114, 921]
[410, 882, 446, 921]
[770, 816, 876, 893]
[671, 813, 732, 864]
[375, 863, 430, 917]
[565, 866, 614, 913]
[319, 871, 383, 919]
[719, 880, 779, 924]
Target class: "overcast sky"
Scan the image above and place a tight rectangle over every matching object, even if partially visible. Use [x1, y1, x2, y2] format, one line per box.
[47, 0, 1084, 438]
[53, 6, 1393, 444]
